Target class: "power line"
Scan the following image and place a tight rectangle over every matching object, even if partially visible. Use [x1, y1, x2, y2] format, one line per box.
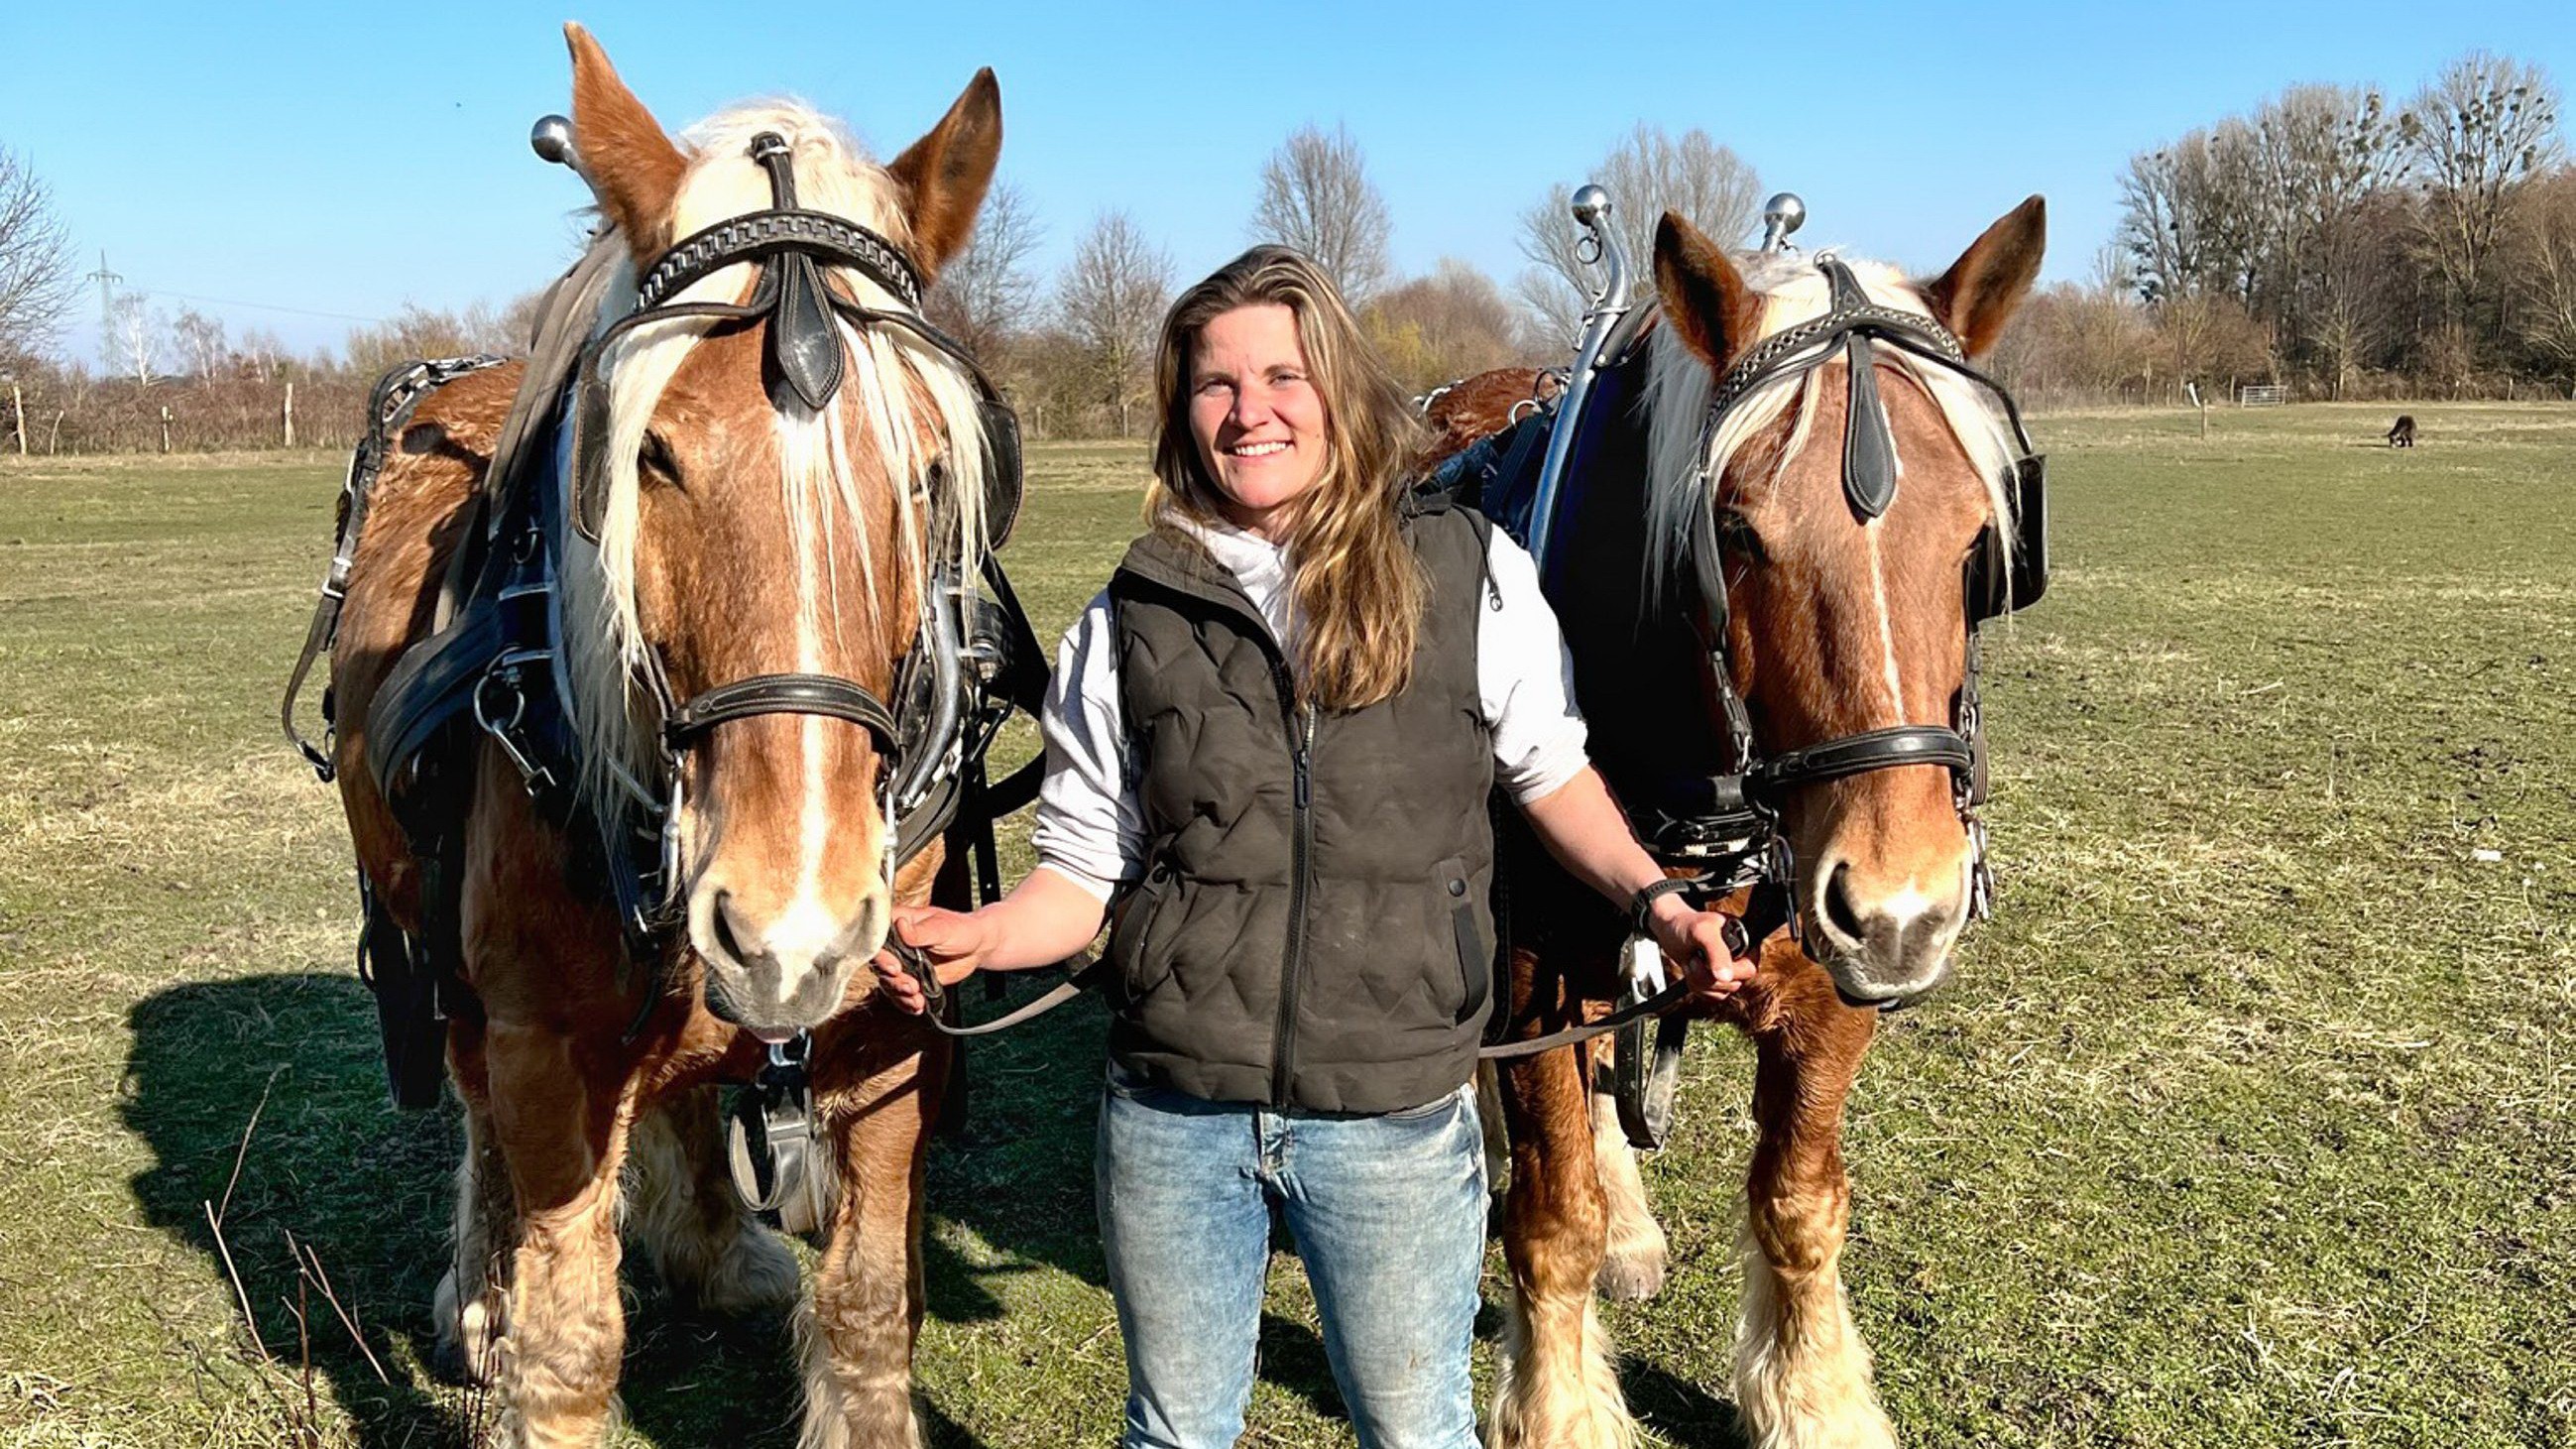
[125, 287, 390, 325]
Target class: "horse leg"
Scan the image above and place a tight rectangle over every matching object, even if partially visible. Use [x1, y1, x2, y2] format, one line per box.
[798, 1040, 944, 1449]
[485, 1020, 637, 1448]
[1733, 993, 1893, 1449]
[1589, 1070, 1668, 1302]
[435, 1019, 515, 1387]
[1490, 1036, 1635, 1449]
[627, 1085, 800, 1315]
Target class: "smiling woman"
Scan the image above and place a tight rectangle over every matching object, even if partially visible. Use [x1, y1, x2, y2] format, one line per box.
[1181, 302, 1324, 534]
[1146, 247, 1430, 712]
[870, 244, 1760, 1449]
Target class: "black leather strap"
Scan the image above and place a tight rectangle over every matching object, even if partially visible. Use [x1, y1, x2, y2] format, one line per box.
[1747, 725, 1974, 799]
[635, 207, 924, 315]
[663, 673, 899, 749]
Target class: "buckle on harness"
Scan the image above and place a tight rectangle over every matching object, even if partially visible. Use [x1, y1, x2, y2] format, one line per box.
[471, 660, 557, 798]
[727, 1032, 830, 1237]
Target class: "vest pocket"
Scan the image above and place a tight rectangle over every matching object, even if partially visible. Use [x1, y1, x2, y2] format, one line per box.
[1111, 860, 1182, 1004]
[1436, 854, 1491, 1024]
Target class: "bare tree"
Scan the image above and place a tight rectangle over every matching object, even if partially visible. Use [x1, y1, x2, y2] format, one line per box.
[341, 302, 517, 378]
[1250, 124, 1392, 302]
[2508, 167, 2576, 392]
[2248, 85, 2407, 376]
[237, 326, 285, 384]
[927, 180, 1044, 366]
[1363, 258, 1530, 395]
[1056, 210, 1172, 437]
[1518, 124, 1761, 344]
[106, 294, 162, 387]
[172, 307, 228, 390]
[2403, 52, 2563, 319]
[0, 148, 77, 356]
[2118, 121, 2265, 304]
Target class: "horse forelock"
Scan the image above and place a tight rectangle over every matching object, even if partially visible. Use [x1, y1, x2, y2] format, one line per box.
[1642, 253, 2019, 605]
[560, 98, 993, 817]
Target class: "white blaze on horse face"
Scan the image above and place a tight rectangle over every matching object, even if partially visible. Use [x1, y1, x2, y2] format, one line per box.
[1860, 523, 1905, 729]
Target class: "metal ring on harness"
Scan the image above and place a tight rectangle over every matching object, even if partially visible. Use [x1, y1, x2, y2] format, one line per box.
[726, 1033, 830, 1237]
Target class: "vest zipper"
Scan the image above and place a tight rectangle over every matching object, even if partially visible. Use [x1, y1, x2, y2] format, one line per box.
[1271, 677, 1317, 1107]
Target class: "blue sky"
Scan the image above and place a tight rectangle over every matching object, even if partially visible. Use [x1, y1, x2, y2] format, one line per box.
[7, 1, 2573, 366]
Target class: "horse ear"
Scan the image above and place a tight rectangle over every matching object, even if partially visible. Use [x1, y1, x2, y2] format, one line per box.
[1653, 211, 1764, 369]
[887, 69, 1003, 281]
[565, 23, 688, 260]
[1923, 195, 2047, 358]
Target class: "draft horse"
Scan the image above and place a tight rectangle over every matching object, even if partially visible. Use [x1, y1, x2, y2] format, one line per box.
[1444, 200, 2049, 1448]
[305, 27, 1011, 1446]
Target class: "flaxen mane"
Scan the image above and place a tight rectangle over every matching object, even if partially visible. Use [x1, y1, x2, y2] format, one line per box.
[563, 100, 994, 812]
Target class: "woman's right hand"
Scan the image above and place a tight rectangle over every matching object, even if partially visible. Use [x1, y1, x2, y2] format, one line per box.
[869, 906, 994, 1015]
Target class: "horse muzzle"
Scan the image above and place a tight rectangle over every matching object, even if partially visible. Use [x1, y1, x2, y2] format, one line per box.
[690, 882, 887, 1035]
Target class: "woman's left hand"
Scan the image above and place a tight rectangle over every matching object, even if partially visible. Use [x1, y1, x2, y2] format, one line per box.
[1647, 905, 1760, 1004]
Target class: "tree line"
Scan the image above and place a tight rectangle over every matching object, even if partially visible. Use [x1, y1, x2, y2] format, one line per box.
[0, 121, 1772, 454]
[1996, 50, 2573, 406]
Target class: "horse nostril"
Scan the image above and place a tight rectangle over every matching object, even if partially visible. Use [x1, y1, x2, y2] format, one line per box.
[711, 889, 754, 968]
[1822, 862, 1867, 944]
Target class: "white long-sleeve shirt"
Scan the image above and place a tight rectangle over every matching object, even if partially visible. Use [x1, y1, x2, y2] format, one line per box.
[1031, 515, 1591, 903]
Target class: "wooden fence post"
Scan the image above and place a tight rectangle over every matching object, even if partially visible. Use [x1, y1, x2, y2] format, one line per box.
[159, 405, 173, 454]
[9, 383, 23, 455]
[283, 382, 295, 448]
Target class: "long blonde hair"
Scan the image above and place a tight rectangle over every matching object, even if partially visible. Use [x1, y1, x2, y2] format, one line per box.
[1148, 246, 1427, 710]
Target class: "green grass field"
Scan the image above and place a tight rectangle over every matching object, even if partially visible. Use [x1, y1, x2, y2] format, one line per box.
[1, 406, 2569, 1448]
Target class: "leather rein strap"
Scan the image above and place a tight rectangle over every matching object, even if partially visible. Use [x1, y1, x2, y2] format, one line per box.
[1480, 881, 1792, 1060]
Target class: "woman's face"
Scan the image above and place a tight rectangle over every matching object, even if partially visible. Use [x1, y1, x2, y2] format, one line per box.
[1186, 302, 1329, 541]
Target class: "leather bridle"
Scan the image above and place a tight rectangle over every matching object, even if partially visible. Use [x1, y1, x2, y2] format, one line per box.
[542, 130, 1041, 951]
[1655, 256, 2049, 935]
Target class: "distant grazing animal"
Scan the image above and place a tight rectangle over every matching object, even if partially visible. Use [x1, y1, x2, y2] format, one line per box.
[2388, 415, 2417, 447]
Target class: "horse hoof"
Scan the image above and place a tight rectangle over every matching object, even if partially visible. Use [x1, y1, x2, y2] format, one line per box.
[430, 1269, 501, 1388]
[1595, 1249, 1667, 1302]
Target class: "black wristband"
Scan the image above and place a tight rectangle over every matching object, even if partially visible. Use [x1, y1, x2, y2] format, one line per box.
[1627, 877, 1699, 938]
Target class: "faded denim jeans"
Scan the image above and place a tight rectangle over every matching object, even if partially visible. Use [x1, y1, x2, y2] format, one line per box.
[1096, 1064, 1487, 1449]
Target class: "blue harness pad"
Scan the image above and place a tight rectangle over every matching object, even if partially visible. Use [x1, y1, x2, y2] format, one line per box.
[1424, 353, 1646, 598]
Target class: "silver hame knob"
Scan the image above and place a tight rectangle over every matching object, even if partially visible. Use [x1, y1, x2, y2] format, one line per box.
[530, 115, 578, 169]
[1760, 192, 1807, 253]
[1571, 183, 1612, 229]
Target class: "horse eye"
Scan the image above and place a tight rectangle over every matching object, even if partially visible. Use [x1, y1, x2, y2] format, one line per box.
[639, 431, 681, 486]
[1717, 511, 1767, 562]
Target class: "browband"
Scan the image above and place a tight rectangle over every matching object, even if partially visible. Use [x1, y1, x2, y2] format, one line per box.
[636, 209, 925, 314]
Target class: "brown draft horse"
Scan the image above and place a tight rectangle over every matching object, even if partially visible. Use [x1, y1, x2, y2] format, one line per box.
[325, 28, 1002, 1446]
[1440, 202, 2046, 1448]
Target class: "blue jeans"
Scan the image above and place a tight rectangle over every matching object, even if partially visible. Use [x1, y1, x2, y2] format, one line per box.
[1096, 1065, 1487, 1449]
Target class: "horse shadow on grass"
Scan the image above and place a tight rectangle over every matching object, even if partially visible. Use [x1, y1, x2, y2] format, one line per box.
[124, 972, 814, 1448]
[125, 972, 1746, 1445]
